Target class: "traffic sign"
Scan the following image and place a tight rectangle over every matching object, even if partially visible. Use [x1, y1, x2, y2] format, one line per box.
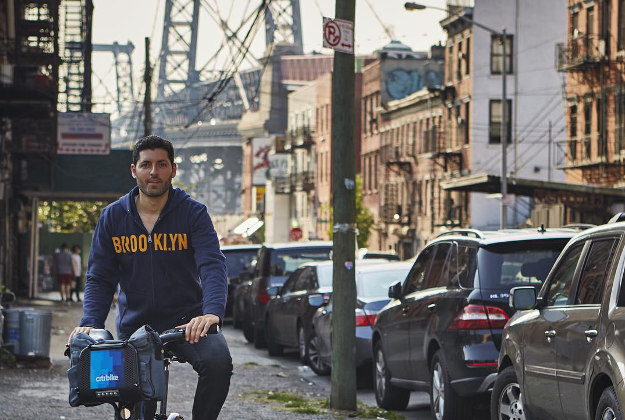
[323, 17, 354, 54]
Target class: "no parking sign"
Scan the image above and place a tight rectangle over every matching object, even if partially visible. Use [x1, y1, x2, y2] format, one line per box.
[322, 17, 354, 54]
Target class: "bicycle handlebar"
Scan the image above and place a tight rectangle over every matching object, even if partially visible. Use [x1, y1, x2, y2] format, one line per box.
[160, 323, 220, 345]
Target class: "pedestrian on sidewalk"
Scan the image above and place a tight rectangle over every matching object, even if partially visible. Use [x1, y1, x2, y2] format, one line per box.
[53, 243, 73, 303]
[70, 244, 82, 302]
[69, 135, 232, 420]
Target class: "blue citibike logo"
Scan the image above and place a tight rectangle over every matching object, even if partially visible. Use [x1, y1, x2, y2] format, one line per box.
[90, 349, 124, 389]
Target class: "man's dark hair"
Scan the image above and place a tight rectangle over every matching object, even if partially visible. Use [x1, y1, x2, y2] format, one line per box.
[61, 243, 68, 250]
[132, 135, 175, 165]
[72, 245, 80, 252]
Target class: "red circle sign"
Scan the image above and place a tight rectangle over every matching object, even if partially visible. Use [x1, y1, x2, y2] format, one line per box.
[324, 20, 341, 47]
[290, 227, 303, 241]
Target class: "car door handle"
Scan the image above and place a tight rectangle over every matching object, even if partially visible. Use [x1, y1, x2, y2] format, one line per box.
[427, 303, 436, 312]
[585, 329, 598, 340]
[544, 330, 556, 338]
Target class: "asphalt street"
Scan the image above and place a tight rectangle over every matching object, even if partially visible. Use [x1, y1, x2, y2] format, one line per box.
[2, 297, 488, 419]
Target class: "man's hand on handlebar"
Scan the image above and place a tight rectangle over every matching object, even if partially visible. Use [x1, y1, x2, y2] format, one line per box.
[67, 326, 94, 345]
[176, 314, 220, 343]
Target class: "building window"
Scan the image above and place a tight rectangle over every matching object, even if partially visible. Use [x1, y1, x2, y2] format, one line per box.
[464, 101, 470, 145]
[456, 40, 463, 81]
[374, 153, 378, 189]
[490, 35, 513, 74]
[617, 93, 625, 152]
[619, 0, 625, 50]
[465, 37, 471, 75]
[488, 100, 512, 144]
[570, 104, 578, 139]
[584, 101, 592, 135]
[447, 42, 453, 83]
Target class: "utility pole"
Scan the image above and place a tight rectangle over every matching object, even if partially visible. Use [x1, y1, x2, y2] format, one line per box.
[143, 37, 152, 137]
[548, 120, 552, 182]
[500, 28, 508, 229]
[330, 0, 357, 411]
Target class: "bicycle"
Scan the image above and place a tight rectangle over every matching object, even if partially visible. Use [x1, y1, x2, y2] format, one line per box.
[67, 324, 219, 420]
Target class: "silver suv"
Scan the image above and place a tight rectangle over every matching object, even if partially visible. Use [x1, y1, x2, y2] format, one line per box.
[493, 218, 625, 420]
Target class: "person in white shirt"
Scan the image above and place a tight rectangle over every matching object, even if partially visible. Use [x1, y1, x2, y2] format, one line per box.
[70, 245, 82, 302]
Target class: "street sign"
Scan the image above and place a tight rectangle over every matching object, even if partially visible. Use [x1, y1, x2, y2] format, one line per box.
[57, 112, 111, 155]
[323, 17, 354, 54]
[290, 227, 303, 241]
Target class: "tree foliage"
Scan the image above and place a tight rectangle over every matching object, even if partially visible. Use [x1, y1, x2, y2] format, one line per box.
[38, 201, 109, 233]
[327, 175, 375, 248]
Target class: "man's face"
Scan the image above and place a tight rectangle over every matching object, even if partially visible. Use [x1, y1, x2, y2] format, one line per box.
[131, 148, 177, 197]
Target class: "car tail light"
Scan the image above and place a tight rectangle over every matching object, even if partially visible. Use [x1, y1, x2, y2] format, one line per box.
[258, 292, 270, 304]
[449, 304, 509, 330]
[355, 308, 377, 326]
[467, 361, 498, 368]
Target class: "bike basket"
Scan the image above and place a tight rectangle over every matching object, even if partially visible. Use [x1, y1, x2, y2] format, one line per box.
[68, 341, 143, 406]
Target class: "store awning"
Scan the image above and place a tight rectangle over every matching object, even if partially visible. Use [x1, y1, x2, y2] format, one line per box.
[440, 173, 625, 200]
[233, 217, 264, 238]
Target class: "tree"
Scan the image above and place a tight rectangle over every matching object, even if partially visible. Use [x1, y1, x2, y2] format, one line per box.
[327, 174, 374, 248]
[38, 201, 109, 233]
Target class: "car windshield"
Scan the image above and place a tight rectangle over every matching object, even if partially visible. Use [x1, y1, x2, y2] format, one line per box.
[476, 239, 570, 290]
[357, 267, 411, 298]
[270, 247, 332, 277]
[223, 249, 258, 278]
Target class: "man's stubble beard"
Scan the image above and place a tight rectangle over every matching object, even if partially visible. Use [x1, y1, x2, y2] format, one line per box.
[137, 176, 173, 197]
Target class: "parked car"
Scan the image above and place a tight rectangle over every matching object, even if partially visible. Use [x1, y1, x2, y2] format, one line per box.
[357, 248, 401, 261]
[492, 219, 625, 420]
[221, 244, 261, 320]
[263, 259, 395, 364]
[371, 227, 583, 419]
[244, 242, 333, 348]
[310, 261, 414, 379]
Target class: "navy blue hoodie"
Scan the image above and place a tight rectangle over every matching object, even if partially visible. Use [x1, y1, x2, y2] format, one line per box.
[80, 186, 227, 335]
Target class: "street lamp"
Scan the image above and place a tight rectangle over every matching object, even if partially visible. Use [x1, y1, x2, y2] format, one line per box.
[404, 2, 509, 228]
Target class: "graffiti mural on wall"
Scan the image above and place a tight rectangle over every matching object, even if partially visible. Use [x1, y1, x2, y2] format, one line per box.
[385, 69, 442, 100]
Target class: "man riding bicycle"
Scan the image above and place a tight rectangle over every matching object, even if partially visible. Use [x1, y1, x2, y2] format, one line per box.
[69, 135, 232, 420]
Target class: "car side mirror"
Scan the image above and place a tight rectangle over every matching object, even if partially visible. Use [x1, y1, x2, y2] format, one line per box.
[388, 282, 402, 300]
[0, 291, 15, 306]
[509, 286, 536, 310]
[267, 286, 280, 297]
[308, 294, 324, 307]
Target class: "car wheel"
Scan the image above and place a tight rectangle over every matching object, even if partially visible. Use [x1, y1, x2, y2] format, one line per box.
[306, 328, 330, 376]
[595, 386, 624, 420]
[253, 322, 266, 349]
[373, 341, 410, 410]
[265, 316, 283, 356]
[243, 318, 254, 343]
[232, 300, 242, 329]
[298, 324, 308, 363]
[430, 350, 465, 420]
[490, 366, 526, 420]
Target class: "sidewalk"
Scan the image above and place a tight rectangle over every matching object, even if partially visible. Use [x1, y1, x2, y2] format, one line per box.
[1, 296, 404, 420]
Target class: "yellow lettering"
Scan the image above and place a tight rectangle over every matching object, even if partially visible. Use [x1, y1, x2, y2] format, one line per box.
[130, 235, 138, 253]
[178, 233, 188, 250]
[154, 233, 164, 251]
[112, 237, 122, 253]
[138, 235, 147, 252]
[163, 233, 169, 251]
[169, 234, 177, 250]
[122, 236, 131, 253]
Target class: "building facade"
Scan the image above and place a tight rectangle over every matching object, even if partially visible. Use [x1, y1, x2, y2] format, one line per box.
[557, 0, 625, 222]
[361, 41, 445, 254]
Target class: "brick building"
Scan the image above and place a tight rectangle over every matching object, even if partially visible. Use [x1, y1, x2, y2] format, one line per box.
[557, 0, 625, 222]
[361, 41, 445, 255]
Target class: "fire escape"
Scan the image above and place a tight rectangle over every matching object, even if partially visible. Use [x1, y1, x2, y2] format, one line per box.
[556, 19, 611, 173]
[58, 0, 92, 112]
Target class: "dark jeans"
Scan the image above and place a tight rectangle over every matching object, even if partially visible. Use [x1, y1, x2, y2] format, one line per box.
[121, 330, 233, 420]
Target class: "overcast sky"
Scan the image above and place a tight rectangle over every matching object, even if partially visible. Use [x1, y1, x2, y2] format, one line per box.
[90, 0, 447, 112]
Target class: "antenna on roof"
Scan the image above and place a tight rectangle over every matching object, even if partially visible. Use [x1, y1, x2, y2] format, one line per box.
[537, 224, 546, 234]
